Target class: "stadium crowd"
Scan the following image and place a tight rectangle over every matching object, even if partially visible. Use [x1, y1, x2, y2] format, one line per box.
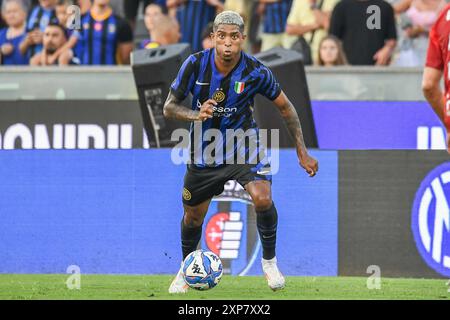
[0, 0, 446, 66]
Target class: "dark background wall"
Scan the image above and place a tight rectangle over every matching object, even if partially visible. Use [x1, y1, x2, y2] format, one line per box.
[338, 150, 449, 278]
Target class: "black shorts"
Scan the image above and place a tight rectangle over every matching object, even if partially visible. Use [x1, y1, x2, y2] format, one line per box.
[182, 163, 272, 206]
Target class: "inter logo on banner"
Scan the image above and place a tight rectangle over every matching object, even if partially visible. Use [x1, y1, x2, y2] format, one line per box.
[234, 82, 245, 94]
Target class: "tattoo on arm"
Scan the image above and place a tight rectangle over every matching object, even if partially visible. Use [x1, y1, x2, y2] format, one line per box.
[163, 91, 199, 122]
[278, 98, 307, 156]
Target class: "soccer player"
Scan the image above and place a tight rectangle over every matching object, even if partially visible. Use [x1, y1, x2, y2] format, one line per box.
[422, 2, 450, 153]
[163, 11, 318, 293]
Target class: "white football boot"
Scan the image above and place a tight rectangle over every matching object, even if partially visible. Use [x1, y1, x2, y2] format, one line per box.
[168, 263, 189, 294]
[262, 257, 285, 291]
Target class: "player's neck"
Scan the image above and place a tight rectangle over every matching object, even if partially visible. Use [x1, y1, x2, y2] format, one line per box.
[214, 51, 241, 76]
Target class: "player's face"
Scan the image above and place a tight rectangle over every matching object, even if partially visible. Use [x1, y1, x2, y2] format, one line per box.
[212, 24, 245, 63]
[2, 1, 26, 28]
[319, 39, 339, 66]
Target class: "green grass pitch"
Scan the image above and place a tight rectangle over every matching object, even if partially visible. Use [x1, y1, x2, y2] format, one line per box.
[0, 274, 449, 300]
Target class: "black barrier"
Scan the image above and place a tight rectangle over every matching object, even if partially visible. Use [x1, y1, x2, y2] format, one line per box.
[131, 44, 191, 148]
[254, 48, 318, 148]
[0, 100, 144, 149]
[338, 150, 449, 278]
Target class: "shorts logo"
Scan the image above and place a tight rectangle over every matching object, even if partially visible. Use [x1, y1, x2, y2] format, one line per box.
[411, 162, 450, 277]
[182, 188, 192, 201]
[212, 90, 226, 103]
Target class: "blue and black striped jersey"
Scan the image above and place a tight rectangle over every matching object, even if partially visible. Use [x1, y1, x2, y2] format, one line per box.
[176, 0, 223, 53]
[263, 0, 293, 34]
[170, 48, 282, 168]
[78, 11, 133, 65]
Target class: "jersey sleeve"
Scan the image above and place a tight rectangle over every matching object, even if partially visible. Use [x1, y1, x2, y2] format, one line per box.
[170, 54, 197, 101]
[426, 24, 444, 70]
[258, 65, 282, 101]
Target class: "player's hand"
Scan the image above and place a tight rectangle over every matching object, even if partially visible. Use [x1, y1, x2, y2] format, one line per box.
[197, 99, 216, 121]
[299, 153, 318, 177]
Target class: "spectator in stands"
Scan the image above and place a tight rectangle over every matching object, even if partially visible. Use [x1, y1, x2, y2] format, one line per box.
[169, 0, 224, 53]
[77, 0, 133, 65]
[329, 0, 397, 65]
[286, 0, 339, 65]
[201, 21, 213, 49]
[0, 0, 6, 29]
[317, 34, 347, 66]
[124, 0, 166, 31]
[140, 14, 180, 48]
[53, 0, 82, 61]
[259, 0, 295, 52]
[393, 0, 445, 66]
[29, 22, 79, 64]
[224, 0, 250, 51]
[0, 0, 29, 65]
[76, 0, 91, 14]
[139, 2, 163, 49]
[20, 0, 59, 58]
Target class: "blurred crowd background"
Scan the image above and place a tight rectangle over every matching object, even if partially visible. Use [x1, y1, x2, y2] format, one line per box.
[0, 0, 447, 67]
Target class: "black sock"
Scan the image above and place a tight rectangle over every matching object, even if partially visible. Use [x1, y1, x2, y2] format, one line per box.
[181, 218, 203, 260]
[256, 202, 278, 260]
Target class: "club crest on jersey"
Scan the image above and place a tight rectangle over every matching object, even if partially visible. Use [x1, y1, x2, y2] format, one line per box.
[213, 89, 226, 103]
[234, 82, 245, 94]
[182, 188, 192, 201]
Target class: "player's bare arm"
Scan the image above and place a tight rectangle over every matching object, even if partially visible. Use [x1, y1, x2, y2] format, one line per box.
[163, 92, 216, 122]
[273, 91, 319, 177]
[422, 66, 445, 123]
[422, 66, 450, 153]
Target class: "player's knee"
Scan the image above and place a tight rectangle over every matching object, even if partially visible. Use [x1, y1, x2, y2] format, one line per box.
[183, 211, 204, 227]
[253, 194, 273, 212]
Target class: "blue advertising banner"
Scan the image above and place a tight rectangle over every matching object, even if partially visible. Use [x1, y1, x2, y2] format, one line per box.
[0, 149, 338, 276]
[312, 101, 444, 150]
